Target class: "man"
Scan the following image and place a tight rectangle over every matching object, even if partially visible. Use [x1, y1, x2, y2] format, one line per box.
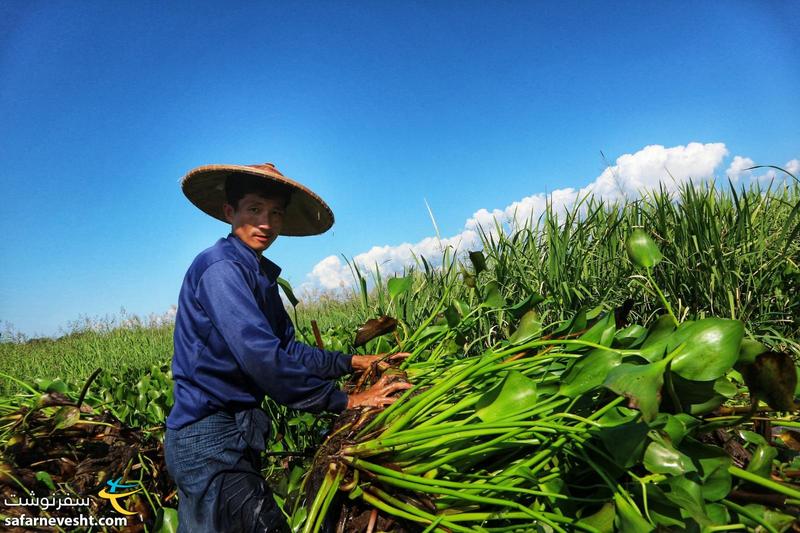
[165, 162, 411, 532]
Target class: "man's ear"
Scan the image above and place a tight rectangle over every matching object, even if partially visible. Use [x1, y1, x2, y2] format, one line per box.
[222, 203, 235, 223]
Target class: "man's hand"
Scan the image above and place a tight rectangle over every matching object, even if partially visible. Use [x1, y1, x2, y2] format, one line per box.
[351, 352, 411, 372]
[347, 373, 413, 409]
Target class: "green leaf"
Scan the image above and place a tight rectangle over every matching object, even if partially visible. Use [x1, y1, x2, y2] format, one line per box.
[568, 310, 588, 334]
[737, 504, 796, 531]
[273, 494, 285, 511]
[53, 406, 81, 429]
[136, 376, 150, 394]
[639, 315, 677, 362]
[667, 374, 737, 416]
[475, 371, 538, 422]
[577, 502, 615, 533]
[762, 509, 797, 531]
[507, 293, 545, 319]
[596, 405, 640, 427]
[614, 493, 653, 532]
[641, 485, 686, 528]
[538, 478, 567, 507]
[626, 229, 663, 269]
[387, 276, 412, 299]
[508, 310, 542, 345]
[705, 503, 730, 525]
[443, 303, 461, 328]
[468, 251, 487, 274]
[551, 309, 587, 337]
[35, 471, 56, 491]
[359, 276, 368, 310]
[643, 433, 697, 476]
[153, 507, 179, 533]
[614, 324, 648, 348]
[453, 298, 470, 317]
[738, 430, 767, 447]
[699, 456, 732, 502]
[662, 477, 710, 525]
[290, 506, 308, 530]
[604, 359, 668, 422]
[481, 281, 505, 309]
[668, 318, 744, 381]
[559, 348, 622, 398]
[579, 312, 616, 347]
[137, 393, 147, 412]
[745, 443, 777, 479]
[737, 338, 767, 365]
[34, 378, 52, 392]
[650, 413, 699, 446]
[596, 419, 650, 469]
[795, 366, 800, 397]
[148, 403, 165, 423]
[276, 277, 299, 308]
[288, 465, 305, 494]
[46, 379, 69, 394]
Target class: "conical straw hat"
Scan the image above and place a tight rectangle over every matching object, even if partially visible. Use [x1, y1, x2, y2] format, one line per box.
[181, 162, 334, 236]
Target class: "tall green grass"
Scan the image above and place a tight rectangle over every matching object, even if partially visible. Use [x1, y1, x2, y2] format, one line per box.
[2, 180, 798, 396]
[303, 180, 799, 353]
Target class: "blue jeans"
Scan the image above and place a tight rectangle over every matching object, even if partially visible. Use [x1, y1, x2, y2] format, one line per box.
[164, 408, 290, 533]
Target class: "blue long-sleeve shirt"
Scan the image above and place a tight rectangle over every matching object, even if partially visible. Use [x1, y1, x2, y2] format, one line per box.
[166, 234, 353, 430]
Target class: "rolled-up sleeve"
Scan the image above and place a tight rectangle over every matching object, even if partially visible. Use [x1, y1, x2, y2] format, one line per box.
[195, 260, 347, 413]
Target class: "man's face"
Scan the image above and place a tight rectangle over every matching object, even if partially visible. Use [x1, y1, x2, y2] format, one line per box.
[223, 193, 286, 254]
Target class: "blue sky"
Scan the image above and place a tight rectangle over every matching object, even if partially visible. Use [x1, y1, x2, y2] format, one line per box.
[1, 1, 798, 337]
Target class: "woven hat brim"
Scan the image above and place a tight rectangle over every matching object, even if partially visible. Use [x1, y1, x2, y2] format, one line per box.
[181, 164, 334, 236]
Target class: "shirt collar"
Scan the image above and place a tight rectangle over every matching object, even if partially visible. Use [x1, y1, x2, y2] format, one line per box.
[226, 233, 282, 282]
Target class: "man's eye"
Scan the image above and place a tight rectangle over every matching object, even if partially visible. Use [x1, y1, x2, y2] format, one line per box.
[249, 207, 260, 214]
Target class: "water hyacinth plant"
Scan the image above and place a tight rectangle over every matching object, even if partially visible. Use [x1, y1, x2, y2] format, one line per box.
[291, 229, 799, 532]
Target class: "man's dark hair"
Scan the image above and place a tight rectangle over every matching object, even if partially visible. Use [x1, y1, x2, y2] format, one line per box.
[224, 174, 292, 210]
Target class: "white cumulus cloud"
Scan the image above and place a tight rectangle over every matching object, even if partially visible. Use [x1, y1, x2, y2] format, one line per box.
[784, 159, 799, 178]
[299, 143, 796, 298]
[725, 155, 800, 186]
[726, 155, 756, 182]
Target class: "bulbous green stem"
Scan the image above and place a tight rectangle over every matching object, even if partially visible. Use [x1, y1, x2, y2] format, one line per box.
[411, 394, 482, 429]
[366, 485, 604, 533]
[348, 417, 580, 455]
[404, 427, 529, 475]
[721, 498, 778, 533]
[301, 464, 343, 533]
[645, 268, 679, 327]
[728, 465, 800, 500]
[349, 462, 550, 518]
[359, 490, 472, 533]
[346, 457, 606, 503]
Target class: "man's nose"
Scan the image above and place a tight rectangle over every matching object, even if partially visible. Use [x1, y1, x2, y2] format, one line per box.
[257, 214, 275, 228]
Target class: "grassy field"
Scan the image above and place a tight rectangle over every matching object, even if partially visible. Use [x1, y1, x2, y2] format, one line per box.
[0, 314, 173, 397]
